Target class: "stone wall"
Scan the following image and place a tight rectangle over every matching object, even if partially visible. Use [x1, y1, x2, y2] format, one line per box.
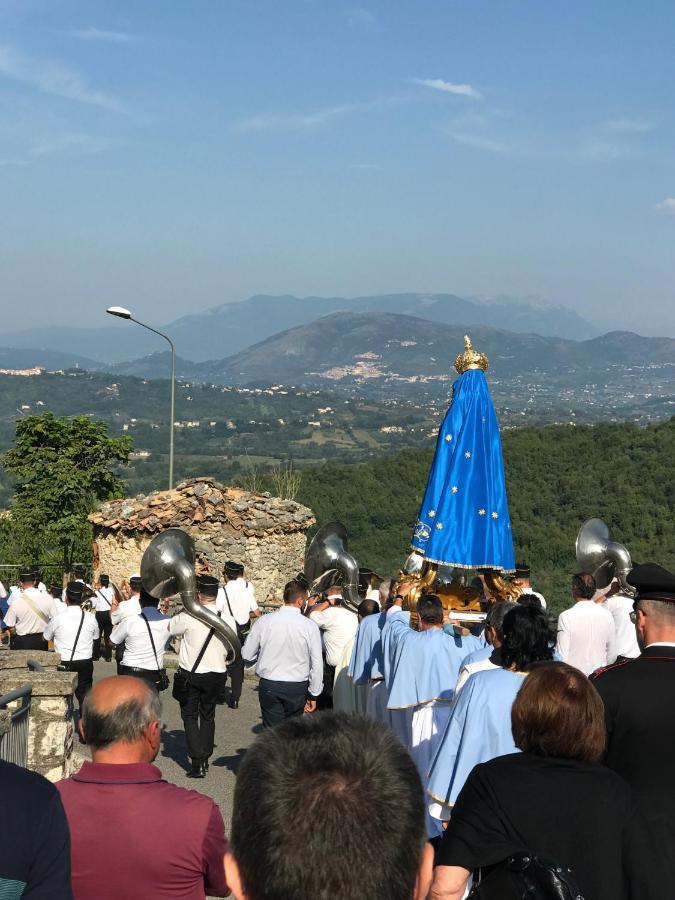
[93, 524, 307, 603]
[0, 650, 76, 782]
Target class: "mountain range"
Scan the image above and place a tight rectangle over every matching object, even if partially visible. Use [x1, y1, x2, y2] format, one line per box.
[0, 292, 598, 366]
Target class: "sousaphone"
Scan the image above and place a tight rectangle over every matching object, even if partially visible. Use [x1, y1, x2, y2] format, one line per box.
[305, 522, 360, 613]
[575, 517, 634, 595]
[140, 527, 241, 665]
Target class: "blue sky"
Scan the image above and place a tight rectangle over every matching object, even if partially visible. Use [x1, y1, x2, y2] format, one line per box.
[1, 0, 674, 335]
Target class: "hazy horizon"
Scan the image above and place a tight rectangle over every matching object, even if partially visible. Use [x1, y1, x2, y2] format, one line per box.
[2, 1, 674, 337]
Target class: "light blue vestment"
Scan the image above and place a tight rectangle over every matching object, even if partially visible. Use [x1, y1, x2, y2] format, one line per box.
[348, 611, 387, 684]
[426, 667, 526, 811]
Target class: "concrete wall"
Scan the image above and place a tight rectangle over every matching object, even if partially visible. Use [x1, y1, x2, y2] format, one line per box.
[93, 524, 308, 602]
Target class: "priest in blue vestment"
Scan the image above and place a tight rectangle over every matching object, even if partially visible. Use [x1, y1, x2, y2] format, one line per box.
[347, 603, 390, 723]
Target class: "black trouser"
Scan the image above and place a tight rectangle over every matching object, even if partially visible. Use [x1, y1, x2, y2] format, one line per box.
[62, 659, 94, 712]
[226, 656, 244, 702]
[258, 678, 308, 729]
[118, 665, 161, 690]
[317, 659, 335, 711]
[10, 633, 48, 651]
[93, 612, 112, 661]
[179, 670, 226, 763]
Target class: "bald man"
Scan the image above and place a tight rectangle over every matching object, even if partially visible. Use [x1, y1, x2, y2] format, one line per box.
[57, 677, 229, 900]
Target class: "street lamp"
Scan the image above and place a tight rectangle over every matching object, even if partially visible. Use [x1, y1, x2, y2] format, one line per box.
[106, 306, 176, 489]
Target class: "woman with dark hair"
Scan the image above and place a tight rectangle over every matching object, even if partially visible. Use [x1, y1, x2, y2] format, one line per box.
[427, 605, 553, 828]
[431, 663, 663, 900]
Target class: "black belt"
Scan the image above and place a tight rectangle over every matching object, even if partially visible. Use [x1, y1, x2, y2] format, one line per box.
[123, 666, 154, 674]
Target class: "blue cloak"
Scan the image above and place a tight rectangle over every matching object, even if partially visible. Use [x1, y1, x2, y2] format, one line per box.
[411, 369, 515, 572]
[426, 667, 526, 808]
[382, 610, 479, 708]
[348, 611, 387, 684]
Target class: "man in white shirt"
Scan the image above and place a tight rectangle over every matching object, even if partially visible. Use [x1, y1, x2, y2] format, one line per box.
[601, 578, 640, 661]
[111, 574, 142, 670]
[514, 563, 547, 610]
[44, 582, 99, 712]
[48, 584, 67, 620]
[170, 575, 238, 778]
[308, 586, 359, 708]
[242, 579, 323, 728]
[4, 571, 52, 650]
[111, 589, 171, 690]
[556, 573, 616, 675]
[216, 562, 260, 709]
[92, 575, 115, 662]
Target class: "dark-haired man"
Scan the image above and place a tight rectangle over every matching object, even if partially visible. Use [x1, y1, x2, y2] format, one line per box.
[308, 584, 358, 709]
[57, 676, 229, 899]
[111, 589, 171, 689]
[556, 573, 615, 675]
[217, 562, 259, 709]
[591, 562, 675, 877]
[242, 580, 323, 728]
[44, 582, 99, 712]
[225, 712, 433, 900]
[92, 575, 114, 662]
[4, 570, 52, 650]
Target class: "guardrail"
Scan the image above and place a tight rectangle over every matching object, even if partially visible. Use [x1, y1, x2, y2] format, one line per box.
[0, 684, 32, 768]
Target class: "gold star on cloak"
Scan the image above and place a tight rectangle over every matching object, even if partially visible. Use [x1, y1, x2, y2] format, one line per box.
[451, 486, 458, 494]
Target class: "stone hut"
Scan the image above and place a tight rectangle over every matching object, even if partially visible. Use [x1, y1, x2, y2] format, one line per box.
[88, 477, 315, 603]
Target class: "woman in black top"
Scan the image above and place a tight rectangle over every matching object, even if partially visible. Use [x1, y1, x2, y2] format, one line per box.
[431, 662, 665, 900]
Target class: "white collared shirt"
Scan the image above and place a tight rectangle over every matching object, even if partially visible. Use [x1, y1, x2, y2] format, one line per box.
[242, 606, 323, 697]
[44, 606, 99, 661]
[92, 586, 114, 613]
[170, 603, 237, 674]
[605, 593, 640, 659]
[556, 600, 616, 675]
[309, 605, 359, 668]
[110, 593, 141, 625]
[4, 589, 52, 635]
[216, 578, 258, 625]
[49, 597, 68, 619]
[111, 607, 171, 669]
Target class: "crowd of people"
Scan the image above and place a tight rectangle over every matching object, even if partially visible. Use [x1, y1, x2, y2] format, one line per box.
[0, 554, 673, 899]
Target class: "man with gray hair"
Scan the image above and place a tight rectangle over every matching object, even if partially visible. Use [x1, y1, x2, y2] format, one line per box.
[57, 676, 229, 900]
[455, 601, 516, 693]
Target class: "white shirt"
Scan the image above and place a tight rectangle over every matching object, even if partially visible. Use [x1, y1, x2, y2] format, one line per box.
[242, 606, 323, 697]
[216, 578, 258, 625]
[170, 603, 237, 674]
[92, 586, 115, 613]
[556, 600, 616, 675]
[44, 606, 99, 661]
[110, 593, 142, 625]
[62, 579, 90, 602]
[49, 597, 68, 619]
[521, 588, 547, 610]
[4, 589, 53, 635]
[111, 607, 171, 670]
[309, 605, 359, 668]
[604, 593, 640, 659]
[455, 656, 499, 693]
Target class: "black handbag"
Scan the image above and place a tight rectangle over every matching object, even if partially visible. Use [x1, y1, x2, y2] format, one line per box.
[172, 617, 219, 705]
[141, 613, 170, 692]
[469, 852, 585, 900]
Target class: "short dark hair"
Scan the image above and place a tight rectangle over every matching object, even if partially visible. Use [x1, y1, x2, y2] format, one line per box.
[417, 594, 444, 625]
[501, 605, 554, 670]
[82, 683, 162, 750]
[283, 580, 307, 605]
[140, 589, 159, 609]
[572, 573, 596, 599]
[485, 600, 516, 638]
[231, 712, 426, 900]
[512, 662, 606, 763]
[358, 598, 379, 618]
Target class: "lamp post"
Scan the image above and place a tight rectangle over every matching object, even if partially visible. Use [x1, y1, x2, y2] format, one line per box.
[106, 306, 176, 489]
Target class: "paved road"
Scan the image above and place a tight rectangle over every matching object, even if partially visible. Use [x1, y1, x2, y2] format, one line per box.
[90, 660, 262, 831]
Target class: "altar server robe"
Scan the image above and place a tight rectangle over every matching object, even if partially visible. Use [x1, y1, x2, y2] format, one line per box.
[348, 611, 389, 723]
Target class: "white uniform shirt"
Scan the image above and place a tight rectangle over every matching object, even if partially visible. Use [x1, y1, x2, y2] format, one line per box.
[4, 589, 52, 635]
[62, 579, 90, 602]
[49, 597, 68, 619]
[169, 603, 236, 674]
[7, 586, 21, 605]
[216, 578, 259, 625]
[92, 586, 115, 613]
[44, 606, 99, 661]
[556, 600, 616, 675]
[604, 593, 640, 659]
[455, 656, 500, 693]
[111, 608, 171, 669]
[110, 593, 142, 625]
[242, 606, 323, 697]
[309, 605, 359, 668]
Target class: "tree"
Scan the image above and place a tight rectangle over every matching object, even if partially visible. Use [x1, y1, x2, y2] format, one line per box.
[2, 414, 131, 572]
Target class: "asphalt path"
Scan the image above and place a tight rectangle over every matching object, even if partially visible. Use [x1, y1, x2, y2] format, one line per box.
[89, 659, 263, 834]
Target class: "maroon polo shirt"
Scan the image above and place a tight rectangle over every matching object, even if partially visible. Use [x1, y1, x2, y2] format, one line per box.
[57, 761, 229, 900]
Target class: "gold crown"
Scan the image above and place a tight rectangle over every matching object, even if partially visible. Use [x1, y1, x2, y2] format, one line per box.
[454, 334, 489, 374]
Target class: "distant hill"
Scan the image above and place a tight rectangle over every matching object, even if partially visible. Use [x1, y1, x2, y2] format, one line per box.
[0, 292, 598, 364]
[186, 312, 675, 386]
[0, 347, 102, 372]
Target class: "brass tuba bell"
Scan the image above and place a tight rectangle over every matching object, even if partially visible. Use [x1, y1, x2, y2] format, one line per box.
[575, 517, 633, 595]
[140, 527, 242, 665]
[304, 522, 360, 613]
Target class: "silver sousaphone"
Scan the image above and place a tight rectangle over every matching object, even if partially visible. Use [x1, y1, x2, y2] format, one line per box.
[140, 527, 241, 665]
[575, 517, 634, 596]
[305, 522, 360, 613]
